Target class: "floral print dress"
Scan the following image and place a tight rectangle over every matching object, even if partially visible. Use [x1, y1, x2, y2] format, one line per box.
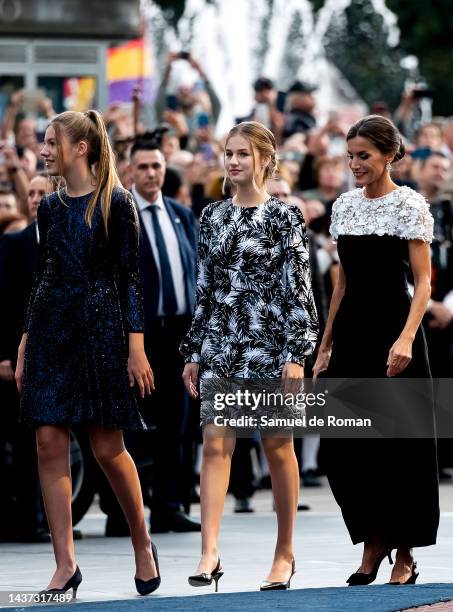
[180, 197, 318, 387]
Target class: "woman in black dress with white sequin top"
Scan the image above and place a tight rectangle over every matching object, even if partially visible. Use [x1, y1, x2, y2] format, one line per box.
[314, 115, 439, 586]
[181, 122, 318, 591]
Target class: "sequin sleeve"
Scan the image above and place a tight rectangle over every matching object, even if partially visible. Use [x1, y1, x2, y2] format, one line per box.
[23, 196, 50, 333]
[398, 191, 433, 243]
[329, 194, 344, 243]
[329, 187, 433, 242]
[282, 205, 319, 365]
[179, 204, 214, 363]
[112, 190, 144, 333]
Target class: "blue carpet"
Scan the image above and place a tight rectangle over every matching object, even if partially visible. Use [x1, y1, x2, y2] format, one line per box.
[15, 583, 453, 612]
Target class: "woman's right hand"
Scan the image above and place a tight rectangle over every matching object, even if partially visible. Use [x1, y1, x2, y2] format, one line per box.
[313, 347, 331, 382]
[15, 338, 27, 394]
[182, 363, 200, 399]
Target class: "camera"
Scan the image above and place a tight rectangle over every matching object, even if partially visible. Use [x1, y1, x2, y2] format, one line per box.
[412, 87, 433, 100]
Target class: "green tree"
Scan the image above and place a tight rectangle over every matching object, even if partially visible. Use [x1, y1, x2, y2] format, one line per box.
[323, 0, 407, 110]
[387, 0, 453, 116]
[153, 0, 453, 114]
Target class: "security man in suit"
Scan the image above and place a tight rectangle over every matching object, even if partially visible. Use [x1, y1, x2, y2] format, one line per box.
[102, 137, 200, 534]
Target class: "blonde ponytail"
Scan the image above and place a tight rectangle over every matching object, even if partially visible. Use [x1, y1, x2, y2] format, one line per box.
[50, 109, 125, 238]
[83, 110, 122, 237]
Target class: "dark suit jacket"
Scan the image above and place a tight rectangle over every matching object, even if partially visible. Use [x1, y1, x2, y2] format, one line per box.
[307, 229, 327, 334]
[134, 194, 197, 333]
[0, 222, 38, 365]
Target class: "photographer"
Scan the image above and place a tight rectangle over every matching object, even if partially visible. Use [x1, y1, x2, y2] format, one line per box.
[0, 141, 31, 218]
[156, 52, 221, 146]
[239, 78, 285, 139]
[282, 81, 318, 139]
[394, 86, 434, 142]
[296, 113, 347, 192]
[1, 89, 55, 156]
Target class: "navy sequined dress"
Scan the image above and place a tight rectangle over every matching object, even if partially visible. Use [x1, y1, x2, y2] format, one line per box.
[20, 187, 146, 431]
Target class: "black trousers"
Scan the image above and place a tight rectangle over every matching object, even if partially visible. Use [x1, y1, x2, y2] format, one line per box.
[0, 381, 45, 537]
[99, 315, 195, 521]
[229, 437, 258, 499]
[424, 324, 453, 469]
[144, 315, 192, 514]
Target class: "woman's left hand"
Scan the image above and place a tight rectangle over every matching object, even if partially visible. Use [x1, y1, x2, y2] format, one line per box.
[386, 336, 412, 377]
[281, 362, 304, 397]
[128, 350, 155, 398]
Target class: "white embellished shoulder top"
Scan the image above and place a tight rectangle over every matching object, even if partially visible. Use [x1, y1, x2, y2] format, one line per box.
[330, 186, 433, 244]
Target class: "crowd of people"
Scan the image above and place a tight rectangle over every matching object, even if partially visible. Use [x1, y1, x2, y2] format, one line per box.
[1, 50, 453, 553]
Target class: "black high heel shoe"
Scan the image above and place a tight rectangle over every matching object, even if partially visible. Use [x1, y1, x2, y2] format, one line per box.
[39, 566, 82, 600]
[260, 559, 296, 591]
[188, 558, 224, 592]
[388, 561, 418, 585]
[347, 550, 393, 586]
[135, 542, 161, 596]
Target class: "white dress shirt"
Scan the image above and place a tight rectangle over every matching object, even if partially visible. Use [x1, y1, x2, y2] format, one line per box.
[132, 186, 187, 316]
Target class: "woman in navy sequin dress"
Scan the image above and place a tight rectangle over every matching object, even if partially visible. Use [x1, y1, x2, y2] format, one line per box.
[15, 110, 160, 596]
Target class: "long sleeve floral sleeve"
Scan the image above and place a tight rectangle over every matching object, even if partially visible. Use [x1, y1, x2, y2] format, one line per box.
[180, 204, 213, 363]
[180, 197, 318, 378]
[282, 205, 318, 365]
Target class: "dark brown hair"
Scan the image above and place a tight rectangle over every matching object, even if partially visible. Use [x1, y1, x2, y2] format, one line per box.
[347, 114, 405, 162]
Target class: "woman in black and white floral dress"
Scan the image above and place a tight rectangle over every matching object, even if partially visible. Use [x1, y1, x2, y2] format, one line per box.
[181, 122, 318, 591]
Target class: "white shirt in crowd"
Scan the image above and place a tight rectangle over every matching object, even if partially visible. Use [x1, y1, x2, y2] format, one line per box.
[132, 186, 187, 316]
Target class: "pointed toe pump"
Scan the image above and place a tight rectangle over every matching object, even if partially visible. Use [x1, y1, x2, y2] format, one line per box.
[260, 559, 296, 591]
[188, 558, 224, 592]
[39, 566, 82, 600]
[135, 542, 161, 596]
[347, 550, 393, 586]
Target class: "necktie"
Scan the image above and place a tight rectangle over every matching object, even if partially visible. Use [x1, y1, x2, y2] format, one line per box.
[148, 205, 178, 315]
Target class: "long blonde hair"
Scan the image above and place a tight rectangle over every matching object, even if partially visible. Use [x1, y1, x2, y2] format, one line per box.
[51, 110, 121, 237]
[223, 121, 278, 194]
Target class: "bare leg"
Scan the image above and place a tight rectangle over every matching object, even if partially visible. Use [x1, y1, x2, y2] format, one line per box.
[194, 426, 235, 574]
[262, 436, 298, 582]
[357, 532, 390, 573]
[389, 548, 415, 583]
[88, 425, 157, 580]
[36, 425, 76, 589]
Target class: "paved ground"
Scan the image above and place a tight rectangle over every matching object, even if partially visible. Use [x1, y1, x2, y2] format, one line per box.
[1, 476, 453, 610]
[405, 604, 453, 612]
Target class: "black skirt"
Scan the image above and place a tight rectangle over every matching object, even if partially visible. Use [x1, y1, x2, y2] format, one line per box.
[323, 235, 439, 548]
